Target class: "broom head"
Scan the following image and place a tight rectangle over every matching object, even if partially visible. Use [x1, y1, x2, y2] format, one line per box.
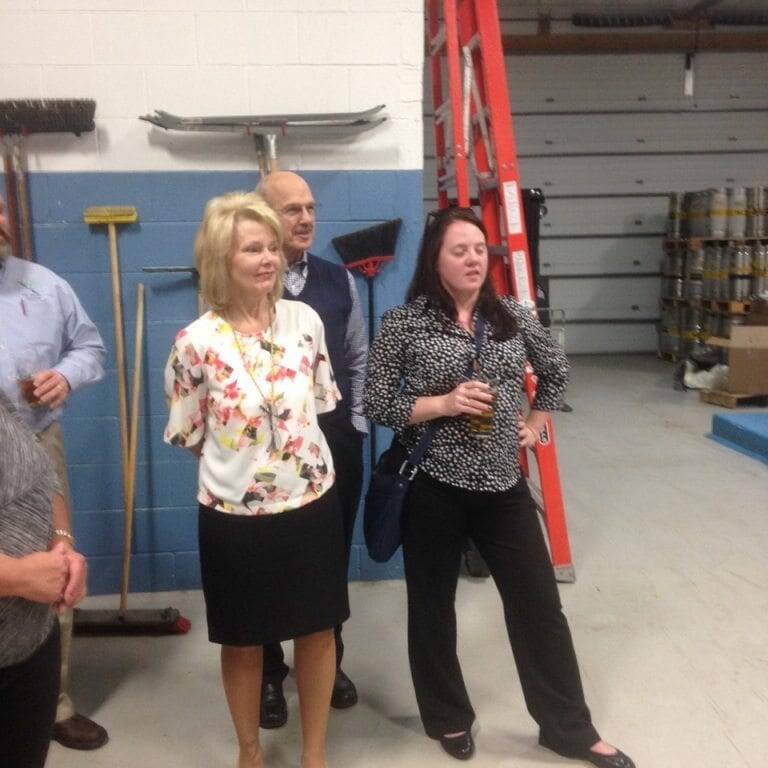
[83, 205, 138, 225]
[0, 99, 96, 136]
[73, 607, 191, 636]
[332, 218, 402, 278]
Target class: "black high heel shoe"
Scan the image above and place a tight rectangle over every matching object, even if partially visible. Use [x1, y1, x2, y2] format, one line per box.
[439, 732, 475, 761]
[539, 733, 635, 768]
[576, 747, 635, 768]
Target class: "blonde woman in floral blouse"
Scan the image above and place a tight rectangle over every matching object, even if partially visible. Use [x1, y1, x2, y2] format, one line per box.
[364, 207, 634, 768]
[164, 192, 347, 768]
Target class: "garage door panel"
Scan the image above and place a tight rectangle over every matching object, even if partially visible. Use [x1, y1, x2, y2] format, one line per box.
[540, 237, 662, 276]
[563, 322, 659, 354]
[549, 276, 660, 321]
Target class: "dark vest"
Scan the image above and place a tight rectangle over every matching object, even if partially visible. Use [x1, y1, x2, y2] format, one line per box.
[282, 254, 352, 419]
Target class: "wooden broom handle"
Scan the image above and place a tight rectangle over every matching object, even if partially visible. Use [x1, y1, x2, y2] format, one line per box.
[121, 283, 144, 613]
[2, 149, 21, 257]
[107, 223, 132, 612]
[12, 143, 33, 261]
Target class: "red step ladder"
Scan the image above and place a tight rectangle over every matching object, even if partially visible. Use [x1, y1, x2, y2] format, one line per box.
[427, 0, 575, 582]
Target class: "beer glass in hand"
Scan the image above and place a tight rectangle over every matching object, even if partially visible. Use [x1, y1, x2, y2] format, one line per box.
[16, 352, 44, 408]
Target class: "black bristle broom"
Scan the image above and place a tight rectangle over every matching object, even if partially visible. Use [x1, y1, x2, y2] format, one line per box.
[332, 219, 402, 468]
[0, 98, 96, 136]
[0, 99, 96, 261]
[73, 281, 191, 637]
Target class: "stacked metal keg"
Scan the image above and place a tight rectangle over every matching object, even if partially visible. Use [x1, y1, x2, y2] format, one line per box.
[669, 186, 765, 242]
[753, 241, 768, 297]
[660, 185, 768, 357]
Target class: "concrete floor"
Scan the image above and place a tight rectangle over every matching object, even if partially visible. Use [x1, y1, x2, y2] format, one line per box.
[49, 355, 768, 768]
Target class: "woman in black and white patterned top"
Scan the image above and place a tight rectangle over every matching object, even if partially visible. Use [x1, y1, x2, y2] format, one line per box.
[364, 207, 634, 768]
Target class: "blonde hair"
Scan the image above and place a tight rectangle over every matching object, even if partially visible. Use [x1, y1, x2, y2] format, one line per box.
[194, 191, 285, 312]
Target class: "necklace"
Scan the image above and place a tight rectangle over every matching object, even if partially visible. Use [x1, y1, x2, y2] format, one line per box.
[228, 314, 281, 452]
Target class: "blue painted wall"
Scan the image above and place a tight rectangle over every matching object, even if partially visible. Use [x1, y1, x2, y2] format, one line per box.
[11, 170, 424, 594]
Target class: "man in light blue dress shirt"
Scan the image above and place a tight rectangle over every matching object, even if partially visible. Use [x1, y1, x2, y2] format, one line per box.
[0, 196, 109, 751]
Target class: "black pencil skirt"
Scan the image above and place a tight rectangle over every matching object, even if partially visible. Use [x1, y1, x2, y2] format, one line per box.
[198, 487, 350, 647]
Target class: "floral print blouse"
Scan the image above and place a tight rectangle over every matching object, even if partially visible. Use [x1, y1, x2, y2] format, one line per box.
[164, 300, 341, 515]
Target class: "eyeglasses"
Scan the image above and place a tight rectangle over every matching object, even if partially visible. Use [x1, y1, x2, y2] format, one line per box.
[280, 203, 316, 219]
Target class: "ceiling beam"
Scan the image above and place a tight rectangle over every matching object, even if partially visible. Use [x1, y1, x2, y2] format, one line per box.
[501, 30, 768, 55]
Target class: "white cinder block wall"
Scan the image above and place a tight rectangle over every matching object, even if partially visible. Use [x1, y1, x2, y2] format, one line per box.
[0, 1, 424, 171]
[0, 1, 425, 590]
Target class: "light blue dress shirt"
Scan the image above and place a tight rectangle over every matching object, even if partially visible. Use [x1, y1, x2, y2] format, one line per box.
[0, 255, 106, 433]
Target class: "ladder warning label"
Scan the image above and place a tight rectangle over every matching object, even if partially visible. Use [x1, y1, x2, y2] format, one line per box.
[512, 250, 533, 305]
[502, 181, 523, 235]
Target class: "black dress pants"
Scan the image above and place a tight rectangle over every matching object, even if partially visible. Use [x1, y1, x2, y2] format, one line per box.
[0, 621, 61, 768]
[262, 416, 364, 684]
[401, 472, 599, 751]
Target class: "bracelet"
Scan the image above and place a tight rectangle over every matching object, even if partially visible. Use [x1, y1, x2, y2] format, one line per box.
[53, 529, 75, 545]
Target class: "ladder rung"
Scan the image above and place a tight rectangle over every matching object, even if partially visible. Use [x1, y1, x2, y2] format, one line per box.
[477, 173, 498, 191]
[488, 245, 509, 258]
[466, 33, 480, 51]
[434, 100, 451, 126]
[437, 172, 455, 190]
[471, 106, 490, 126]
[430, 25, 446, 54]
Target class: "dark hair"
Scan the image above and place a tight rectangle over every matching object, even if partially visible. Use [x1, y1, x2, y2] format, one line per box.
[406, 207, 517, 340]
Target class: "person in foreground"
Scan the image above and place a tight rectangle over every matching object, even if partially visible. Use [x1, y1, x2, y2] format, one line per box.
[164, 192, 348, 768]
[363, 206, 635, 768]
[0, 392, 88, 768]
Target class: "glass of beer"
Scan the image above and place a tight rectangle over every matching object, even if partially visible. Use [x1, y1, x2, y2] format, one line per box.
[466, 372, 497, 438]
[16, 352, 44, 407]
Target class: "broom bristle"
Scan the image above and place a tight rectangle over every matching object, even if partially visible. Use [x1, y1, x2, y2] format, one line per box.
[73, 607, 189, 636]
[0, 99, 96, 136]
[332, 218, 402, 264]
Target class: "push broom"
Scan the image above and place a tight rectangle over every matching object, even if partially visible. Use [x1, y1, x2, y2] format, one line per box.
[0, 98, 95, 261]
[75, 208, 189, 635]
[332, 219, 402, 468]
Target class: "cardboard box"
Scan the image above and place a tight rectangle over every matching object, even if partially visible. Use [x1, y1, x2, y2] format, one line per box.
[707, 327, 768, 395]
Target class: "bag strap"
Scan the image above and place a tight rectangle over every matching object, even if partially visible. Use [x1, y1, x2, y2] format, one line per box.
[399, 314, 486, 478]
[471, 313, 486, 364]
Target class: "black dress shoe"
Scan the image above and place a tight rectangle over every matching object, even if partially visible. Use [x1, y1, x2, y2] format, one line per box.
[330, 669, 358, 709]
[576, 748, 635, 768]
[541, 740, 635, 768]
[439, 732, 475, 761]
[260, 681, 288, 729]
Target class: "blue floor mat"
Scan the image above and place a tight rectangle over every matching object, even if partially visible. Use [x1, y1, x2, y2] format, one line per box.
[708, 412, 768, 465]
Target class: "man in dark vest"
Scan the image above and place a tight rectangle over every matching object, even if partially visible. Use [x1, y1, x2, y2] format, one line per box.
[257, 171, 368, 728]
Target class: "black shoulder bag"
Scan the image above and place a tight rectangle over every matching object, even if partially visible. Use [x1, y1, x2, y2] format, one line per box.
[363, 315, 486, 563]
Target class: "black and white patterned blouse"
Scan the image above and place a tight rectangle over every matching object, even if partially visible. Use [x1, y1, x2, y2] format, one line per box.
[363, 295, 569, 492]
